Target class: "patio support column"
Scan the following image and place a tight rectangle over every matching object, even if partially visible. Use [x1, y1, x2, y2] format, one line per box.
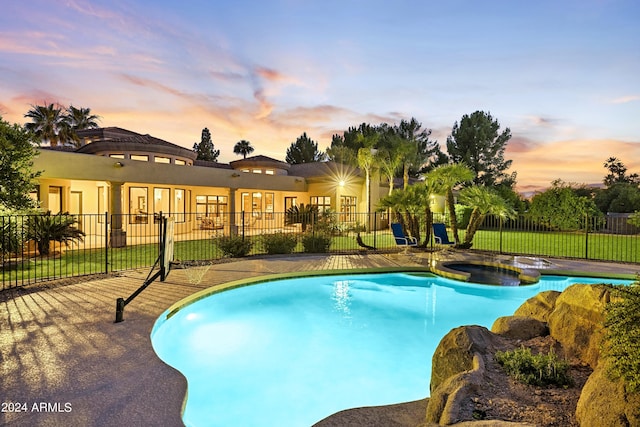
[109, 181, 126, 247]
[228, 187, 238, 235]
[39, 182, 50, 211]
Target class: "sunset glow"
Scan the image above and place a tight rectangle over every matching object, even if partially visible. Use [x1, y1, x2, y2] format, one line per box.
[1, 0, 638, 192]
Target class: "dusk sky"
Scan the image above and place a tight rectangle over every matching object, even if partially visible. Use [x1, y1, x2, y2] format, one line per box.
[1, 0, 638, 193]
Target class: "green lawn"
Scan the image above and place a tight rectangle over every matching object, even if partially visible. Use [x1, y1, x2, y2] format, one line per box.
[2, 228, 638, 288]
[464, 229, 640, 263]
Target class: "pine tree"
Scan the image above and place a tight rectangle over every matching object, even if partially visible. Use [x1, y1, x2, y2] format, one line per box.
[192, 128, 220, 162]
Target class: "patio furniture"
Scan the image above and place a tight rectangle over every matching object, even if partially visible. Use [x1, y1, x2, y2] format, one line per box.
[391, 223, 418, 253]
[432, 223, 455, 246]
[200, 216, 224, 230]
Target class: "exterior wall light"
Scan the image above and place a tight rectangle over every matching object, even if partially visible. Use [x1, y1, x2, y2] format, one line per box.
[114, 162, 124, 168]
[231, 173, 240, 178]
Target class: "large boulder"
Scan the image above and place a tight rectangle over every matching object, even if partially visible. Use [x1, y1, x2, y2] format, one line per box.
[424, 284, 635, 426]
[430, 325, 505, 393]
[547, 284, 611, 367]
[575, 362, 640, 427]
[426, 326, 507, 424]
[513, 290, 560, 322]
[490, 316, 548, 341]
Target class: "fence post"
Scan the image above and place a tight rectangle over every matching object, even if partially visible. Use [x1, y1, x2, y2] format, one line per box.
[158, 211, 163, 253]
[241, 211, 245, 240]
[373, 212, 377, 249]
[585, 214, 589, 260]
[499, 219, 503, 254]
[104, 212, 109, 274]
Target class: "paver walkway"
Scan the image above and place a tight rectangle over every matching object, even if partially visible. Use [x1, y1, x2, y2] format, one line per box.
[1, 252, 637, 427]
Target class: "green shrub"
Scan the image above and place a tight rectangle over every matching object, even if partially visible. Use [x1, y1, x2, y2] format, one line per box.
[1, 217, 21, 255]
[301, 233, 331, 253]
[216, 235, 253, 258]
[602, 282, 640, 393]
[495, 346, 572, 387]
[262, 232, 297, 255]
[25, 211, 85, 255]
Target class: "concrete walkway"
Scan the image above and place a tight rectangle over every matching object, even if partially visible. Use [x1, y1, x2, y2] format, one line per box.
[1, 252, 638, 427]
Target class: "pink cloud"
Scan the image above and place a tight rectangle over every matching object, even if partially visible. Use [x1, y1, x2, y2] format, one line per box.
[609, 95, 640, 104]
[0, 33, 85, 59]
[511, 139, 640, 192]
[255, 67, 287, 82]
[506, 135, 542, 153]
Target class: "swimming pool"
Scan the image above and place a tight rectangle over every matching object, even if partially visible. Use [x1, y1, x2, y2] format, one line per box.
[151, 272, 632, 427]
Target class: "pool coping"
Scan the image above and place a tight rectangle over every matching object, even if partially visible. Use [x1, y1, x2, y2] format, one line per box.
[2, 252, 639, 427]
[163, 261, 639, 322]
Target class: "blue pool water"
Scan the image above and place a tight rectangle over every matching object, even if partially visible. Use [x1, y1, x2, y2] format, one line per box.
[151, 273, 631, 427]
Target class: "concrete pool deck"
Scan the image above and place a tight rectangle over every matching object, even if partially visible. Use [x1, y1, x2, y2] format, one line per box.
[1, 251, 638, 427]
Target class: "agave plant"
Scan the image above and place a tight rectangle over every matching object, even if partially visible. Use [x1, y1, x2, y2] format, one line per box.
[25, 211, 85, 256]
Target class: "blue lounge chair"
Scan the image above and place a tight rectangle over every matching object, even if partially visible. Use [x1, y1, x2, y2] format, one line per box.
[391, 223, 418, 252]
[432, 223, 455, 246]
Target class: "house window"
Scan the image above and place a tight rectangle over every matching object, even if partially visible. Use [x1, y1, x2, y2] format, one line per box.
[131, 154, 149, 162]
[154, 188, 170, 222]
[109, 154, 125, 159]
[130, 187, 148, 223]
[196, 195, 227, 220]
[252, 169, 262, 174]
[284, 197, 297, 213]
[175, 159, 186, 165]
[265, 192, 274, 220]
[265, 169, 275, 175]
[48, 186, 62, 214]
[252, 192, 262, 216]
[174, 189, 186, 223]
[155, 156, 170, 164]
[340, 196, 357, 222]
[310, 196, 331, 213]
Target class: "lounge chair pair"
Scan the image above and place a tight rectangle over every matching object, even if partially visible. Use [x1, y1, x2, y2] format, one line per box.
[390, 222, 454, 252]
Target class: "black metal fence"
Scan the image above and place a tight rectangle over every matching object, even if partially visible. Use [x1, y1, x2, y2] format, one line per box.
[1, 211, 639, 290]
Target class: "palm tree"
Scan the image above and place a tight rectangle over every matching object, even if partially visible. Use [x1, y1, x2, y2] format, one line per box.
[66, 105, 100, 130]
[24, 104, 65, 146]
[377, 184, 433, 245]
[375, 130, 403, 197]
[426, 163, 474, 245]
[233, 140, 254, 159]
[355, 132, 379, 227]
[457, 186, 516, 248]
[394, 118, 436, 189]
[64, 106, 101, 147]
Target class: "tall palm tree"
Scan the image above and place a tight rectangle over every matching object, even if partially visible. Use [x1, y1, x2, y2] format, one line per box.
[67, 106, 100, 129]
[426, 163, 474, 245]
[24, 104, 65, 146]
[233, 140, 254, 159]
[375, 130, 403, 197]
[355, 132, 379, 228]
[394, 118, 436, 189]
[457, 186, 516, 248]
[65, 106, 101, 147]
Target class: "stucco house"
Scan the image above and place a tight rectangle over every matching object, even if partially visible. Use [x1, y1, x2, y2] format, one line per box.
[31, 127, 391, 246]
